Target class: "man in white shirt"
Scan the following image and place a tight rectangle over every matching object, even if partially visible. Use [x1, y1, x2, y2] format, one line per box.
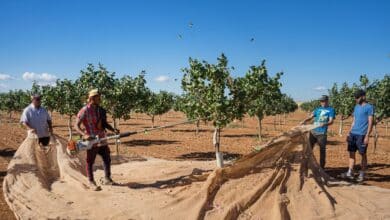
[20, 94, 53, 146]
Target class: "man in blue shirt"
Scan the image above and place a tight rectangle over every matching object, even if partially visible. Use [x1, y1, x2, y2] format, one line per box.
[345, 89, 374, 182]
[301, 95, 335, 169]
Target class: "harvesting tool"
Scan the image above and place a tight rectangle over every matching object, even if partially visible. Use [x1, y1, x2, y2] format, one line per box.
[66, 119, 196, 155]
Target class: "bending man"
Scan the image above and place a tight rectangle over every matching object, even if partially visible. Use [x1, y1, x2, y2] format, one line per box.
[301, 95, 335, 169]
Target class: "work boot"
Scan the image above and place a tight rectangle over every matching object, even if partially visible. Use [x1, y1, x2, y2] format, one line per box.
[102, 177, 115, 185]
[88, 180, 102, 191]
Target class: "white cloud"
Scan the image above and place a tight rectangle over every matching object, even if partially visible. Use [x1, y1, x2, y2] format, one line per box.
[22, 72, 57, 85]
[0, 83, 7, 88]
[0, 74, 12, 80]
[155, 75, 170, 83]
[313, 86, 327, 91]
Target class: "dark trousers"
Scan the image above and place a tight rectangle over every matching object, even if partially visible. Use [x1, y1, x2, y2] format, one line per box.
[309, 131, 327, 169]
[86, 145, 111, 182]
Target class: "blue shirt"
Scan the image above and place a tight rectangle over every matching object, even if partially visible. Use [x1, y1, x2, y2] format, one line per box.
[351, 103, 374, 135]
[312, 106, 335, 134]
[20, 104, 52, 138]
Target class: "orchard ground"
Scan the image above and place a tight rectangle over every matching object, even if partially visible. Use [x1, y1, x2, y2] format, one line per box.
[0, 110, 389, 219]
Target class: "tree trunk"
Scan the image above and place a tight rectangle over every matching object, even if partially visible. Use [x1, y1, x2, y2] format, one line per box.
[257, 115, 263, 142]
[213, 127, 223, 168]
[68, 115, 73, 140]
[278, 114, 282, 130]
[373, 124, 378, 153]
[338, 117, 344, 136]
[151, 115, 155, 128]
[195, 119, 200, 136]
[273, 116, 277, 131]
[241, 118, 245, 128]
[113, 116, 119, 155]
[386, 121, 388, 136]
[8, 111, 12, 119]
[284, 113, 287, 125]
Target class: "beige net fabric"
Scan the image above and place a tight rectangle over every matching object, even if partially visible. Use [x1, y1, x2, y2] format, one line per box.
[3, 126, 390, 219]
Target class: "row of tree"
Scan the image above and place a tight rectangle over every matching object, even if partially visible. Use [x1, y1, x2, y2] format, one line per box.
[0, 55, 298, 166]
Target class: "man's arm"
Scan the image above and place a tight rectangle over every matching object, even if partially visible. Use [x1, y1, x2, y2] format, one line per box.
[74, 117, 91, 140]
[300, 112, 314, 125]
[322, 117, 334, 127]
[47, 120, 53, 133]
[364, 115, 374, 145]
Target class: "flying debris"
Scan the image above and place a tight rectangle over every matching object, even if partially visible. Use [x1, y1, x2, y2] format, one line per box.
[189, 22, 193, 28]
[174, 78, 178, 81]
[178, 34, 183, 39]
[231, 66, 235, 70]
[250, 38, 255, 42]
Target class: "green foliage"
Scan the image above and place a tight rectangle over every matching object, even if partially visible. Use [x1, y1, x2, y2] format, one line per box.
[55, 79, 83, 117]
[365, 74, 390, 123]
[300, 100, 319, 112]
[181, 54, 241, 128]
[110, 72, 148, 121]
[141, 90, 174, 118]
[77, 63, 116, 108]
[240, 60, 283, 119]
[0, 90, 30, 116]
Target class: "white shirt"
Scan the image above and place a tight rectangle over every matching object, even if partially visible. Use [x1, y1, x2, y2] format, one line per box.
[20, 104, 52, 138]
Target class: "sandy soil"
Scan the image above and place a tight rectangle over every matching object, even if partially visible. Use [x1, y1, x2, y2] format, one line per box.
[1, 110, 389, 219]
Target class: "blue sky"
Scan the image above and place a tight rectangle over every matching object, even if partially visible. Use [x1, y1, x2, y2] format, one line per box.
[0, 0, 389, 101]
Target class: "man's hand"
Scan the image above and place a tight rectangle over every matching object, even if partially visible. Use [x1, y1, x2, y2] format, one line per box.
[114, 129, 120, 134]
[49, 127, 53, 134]
[346, 133, 350, 142]
[364, 135, 369, 145]
[299, 121, 305, 125]
[83, 134, 93, 141]
[29, 129, 37, 134]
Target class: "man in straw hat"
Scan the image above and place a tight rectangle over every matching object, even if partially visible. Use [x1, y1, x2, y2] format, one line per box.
[301, 95, 335, 169]
[75, 89, 119, 190]
[20, 94, 53, 146]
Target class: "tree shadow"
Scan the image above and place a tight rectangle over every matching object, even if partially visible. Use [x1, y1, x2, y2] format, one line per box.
[176, 151, 242, 161]
[326, 140, 343, 145]
[0, 171, 7, 177]
[325, 163, 390, 183]
[170, 129, 212, 133]
[222, 133, 268, 138]
[118, 168, 212, 189]
[121, 139, 179, 147]
[0, 148, 16, 158]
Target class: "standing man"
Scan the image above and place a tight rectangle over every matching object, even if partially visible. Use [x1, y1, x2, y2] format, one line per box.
[75, 89, 119, 190]
[301, 95, 335, 169]
[345, 89, 374, 182]
[20, 94, 53, 146]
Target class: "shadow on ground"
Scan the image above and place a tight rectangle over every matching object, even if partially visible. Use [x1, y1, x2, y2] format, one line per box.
[326, 163, 390, 183]
[121, 139, 179, 147]
[176, 151, 242, 161]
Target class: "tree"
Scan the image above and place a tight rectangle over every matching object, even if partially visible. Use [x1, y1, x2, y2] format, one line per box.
[241, 60, 283, 141]
[181, 54, 244, 167]
[55, 79, 83, 140]
[0, 90, 30, 119]
[363, 74, 390, 151]
[300, 100, 319, 113]
[329, 82, 357, 136]
[140, 90, 174, 128]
